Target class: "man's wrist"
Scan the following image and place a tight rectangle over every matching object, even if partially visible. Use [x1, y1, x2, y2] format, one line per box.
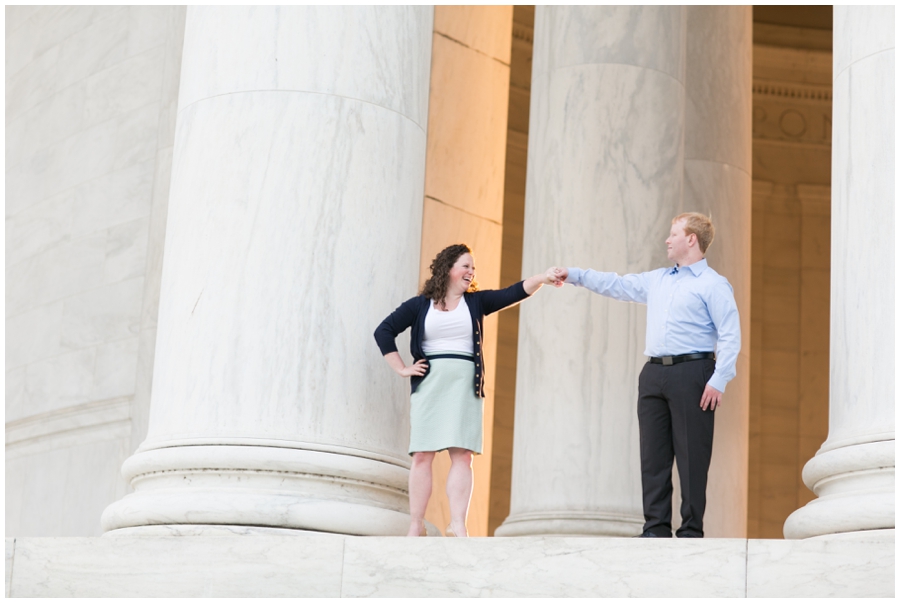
[707, 374, 727, 393]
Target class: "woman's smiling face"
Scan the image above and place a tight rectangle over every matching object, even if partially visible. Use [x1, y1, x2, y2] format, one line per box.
[448, 253, 475, 294]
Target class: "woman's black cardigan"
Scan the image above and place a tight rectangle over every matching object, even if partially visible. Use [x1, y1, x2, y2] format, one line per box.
[374, 281, 530, 398]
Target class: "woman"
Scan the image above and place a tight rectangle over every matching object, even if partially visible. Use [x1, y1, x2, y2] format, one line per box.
[374, 243, 561, 537]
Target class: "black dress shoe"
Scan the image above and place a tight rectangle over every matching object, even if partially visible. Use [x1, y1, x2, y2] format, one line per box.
[634, 531, 668, 538]
[677, 533, 702, 538]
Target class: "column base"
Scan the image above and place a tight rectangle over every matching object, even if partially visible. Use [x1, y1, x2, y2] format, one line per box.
[101, 444, 420, 536]
[104, 524, 333, 537]
[103, 522, 442, 538]
[784, 439, 894, 539]
[803, 528, 895, 543]
[495, 511, 643, 537]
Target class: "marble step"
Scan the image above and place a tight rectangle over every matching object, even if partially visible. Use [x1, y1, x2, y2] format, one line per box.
[5, 531, 893, 597]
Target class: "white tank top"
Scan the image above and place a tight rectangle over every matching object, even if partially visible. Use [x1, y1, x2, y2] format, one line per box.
[422, 297, 474, 354]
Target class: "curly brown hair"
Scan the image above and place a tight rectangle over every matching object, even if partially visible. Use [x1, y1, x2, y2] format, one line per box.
[420, 243, 479, 308]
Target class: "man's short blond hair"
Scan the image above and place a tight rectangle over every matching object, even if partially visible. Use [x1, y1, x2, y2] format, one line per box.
[673, 212, 715, 254]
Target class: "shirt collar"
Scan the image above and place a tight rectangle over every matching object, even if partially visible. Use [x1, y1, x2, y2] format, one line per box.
[673, 258, 708, 276]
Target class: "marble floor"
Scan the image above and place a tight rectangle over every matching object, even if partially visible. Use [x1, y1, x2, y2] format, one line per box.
[5, 531, 893, 597]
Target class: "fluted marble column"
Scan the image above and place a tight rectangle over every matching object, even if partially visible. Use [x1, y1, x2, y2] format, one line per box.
[784, 6, 894, 540]
[102, 7, 434, 535]
[497, 6, 686, 537]
[681, 7, 752, 538]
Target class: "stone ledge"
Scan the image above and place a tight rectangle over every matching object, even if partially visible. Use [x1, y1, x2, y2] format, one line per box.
[4, 533, 894, 597]
[5, 397, 131, 459]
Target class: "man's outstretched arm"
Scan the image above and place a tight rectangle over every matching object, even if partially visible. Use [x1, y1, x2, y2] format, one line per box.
[554, 267, 653, 304]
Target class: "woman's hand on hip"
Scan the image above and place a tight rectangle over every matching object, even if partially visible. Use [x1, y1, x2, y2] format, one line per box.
[397, 359, 429, 378]
[384, 352, 428, 378]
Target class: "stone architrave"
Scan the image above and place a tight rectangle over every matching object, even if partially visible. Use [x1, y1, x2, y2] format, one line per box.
[681, 6, 753, 538]
[497, 6, 687, 537]
[784, 6, 895, 540]
[101, 6, 434, 535]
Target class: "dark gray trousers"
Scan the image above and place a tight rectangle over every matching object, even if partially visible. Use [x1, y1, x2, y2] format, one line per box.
[637, 358, 716, 537]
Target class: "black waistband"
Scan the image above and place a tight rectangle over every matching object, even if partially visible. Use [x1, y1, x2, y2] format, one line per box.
[425, 353, 475, 362]
[649, 352, 715, 366]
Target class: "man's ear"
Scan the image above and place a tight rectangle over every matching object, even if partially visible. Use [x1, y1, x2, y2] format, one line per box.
[688, 233, 698, 247]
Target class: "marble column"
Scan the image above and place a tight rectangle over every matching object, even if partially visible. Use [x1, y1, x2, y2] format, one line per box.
[101, 6, 434, 535]
[784, 6, 895, 540]
[681, 7, 752, 538]
[496, 6, 686, 537]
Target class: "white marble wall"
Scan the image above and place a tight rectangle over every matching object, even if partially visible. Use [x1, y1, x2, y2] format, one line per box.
[682, 6, 752, 538]
[498, 6, 686, 537]
[5, 6, 186, 536]
[784, 5, 895, 539]
[101, 7, 435, 536]
[5, 535, 894, 597]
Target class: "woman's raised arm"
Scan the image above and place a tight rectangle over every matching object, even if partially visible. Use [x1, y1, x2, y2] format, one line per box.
[523, 267, 565, 295]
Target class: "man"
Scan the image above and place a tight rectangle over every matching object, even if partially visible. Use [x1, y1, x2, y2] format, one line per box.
[553, 212, 740, 538]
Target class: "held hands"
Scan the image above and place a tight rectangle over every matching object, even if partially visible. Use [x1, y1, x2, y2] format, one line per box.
[700, 384, 723, 411]
[397, 358, 428, 378]
[551, 267, 568, 286]
[544, 266, 567, 288]
[525, 268, 566, 294]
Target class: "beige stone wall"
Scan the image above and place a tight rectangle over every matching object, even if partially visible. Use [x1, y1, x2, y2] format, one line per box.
[419, 6, 514, 537]
[748, 24, 832, 538]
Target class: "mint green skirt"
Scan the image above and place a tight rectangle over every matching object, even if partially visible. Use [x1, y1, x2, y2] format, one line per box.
[409, 352, 483, 455]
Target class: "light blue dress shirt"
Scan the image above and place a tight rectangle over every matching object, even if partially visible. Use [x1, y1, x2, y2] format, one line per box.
[566, 258, 741, 393]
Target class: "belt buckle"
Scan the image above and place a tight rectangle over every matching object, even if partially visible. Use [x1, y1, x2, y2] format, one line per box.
[662, 356, 674, 366]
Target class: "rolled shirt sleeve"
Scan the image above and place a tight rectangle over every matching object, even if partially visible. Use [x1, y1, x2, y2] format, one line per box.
[705, 281, 741, 393]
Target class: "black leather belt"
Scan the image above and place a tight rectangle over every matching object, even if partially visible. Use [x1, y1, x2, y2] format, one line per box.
[425, 353, 475, 362]
[649, 352, 715, 366]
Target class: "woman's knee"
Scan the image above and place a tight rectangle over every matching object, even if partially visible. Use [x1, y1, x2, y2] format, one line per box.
[448, 447, 473, 466]
[411, 451, 435, 467]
